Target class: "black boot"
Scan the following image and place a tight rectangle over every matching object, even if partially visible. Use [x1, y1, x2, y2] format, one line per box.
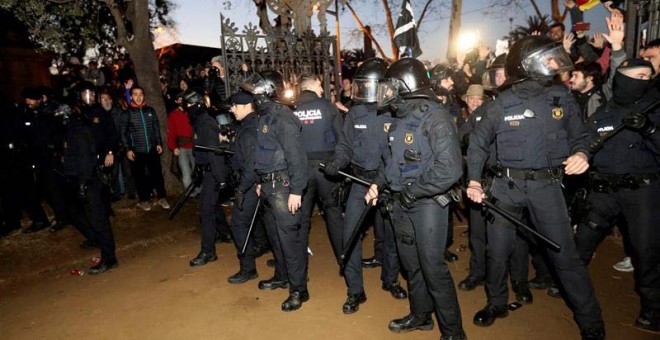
[189, 252, 218, 267]
[473, 304, 508, 327]
[22, 221, 48, 234]
[388, 313, 434, 333]
[458, 275, 484, 291]
[580, 326, 606, 340]
[227, 269, 258, 284]
[281, 290, 309, 312]
[528, 276, 552, 289]
[382, 282, 407, 299]
[88, 258, 118, 275]
[258, 277, 289, 290]
[342, 292, 367, 314]
[444, 250, 458, 262]
[512, 280, 533, 304]
[635, 310, 660, 332]
[361, 256, 381, 268]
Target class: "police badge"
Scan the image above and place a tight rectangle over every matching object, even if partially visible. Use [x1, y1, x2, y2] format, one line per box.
[404, 132, 414, 145]
[552, 107, 564, 120]
[384, 123, 391, 132]
[262, 125, 269, 133]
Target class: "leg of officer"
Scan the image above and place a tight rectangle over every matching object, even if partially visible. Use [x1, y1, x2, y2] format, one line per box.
[228, 185, 258, 282]
[413, 200, 464, 336]
[461, 202, 487, 289]
[85, 176, 117, 264]
[315, 168, 345, 263]
[263, 182, 306, 299]
[573, 192, 618, 265]
[260, 202, 288, 286]
[377, 205, 402, 287]
[343, 183, 368, 299]
[65, 180, 97, 244]
[509, 231, 532, 303]
[527, 180, 603, 330]
[200, 171, 218, 255]
[619, 181, 660, 329]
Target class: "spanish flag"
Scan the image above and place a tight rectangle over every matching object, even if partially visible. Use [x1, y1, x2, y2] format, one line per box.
[577, 0, 600, 11]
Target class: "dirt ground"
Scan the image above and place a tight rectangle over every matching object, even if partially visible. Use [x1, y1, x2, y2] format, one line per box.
[0, 198, 657, 340]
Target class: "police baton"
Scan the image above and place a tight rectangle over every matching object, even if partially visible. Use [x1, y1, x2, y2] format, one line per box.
[340, 202, 374, 267]
[169, 180, 197, 220]
[318, 163, 390, 194]
[460, 186, 561, 252]
[241, 197, 262, 255]
[589, 99, 660, 153]
[194, 144, 235, 155]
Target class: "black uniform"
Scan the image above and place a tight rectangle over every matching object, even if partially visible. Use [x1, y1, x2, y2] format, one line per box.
[575, 92, 660, 328]
[467, 80, 603, 331]
[333, 103, 401, 295]
[379, 98, 465, 337]
[458, 100, 530, 293]
[255, 100, 308, 296]
[191, 107, 229, 256]
[229, 111, 260, 273]
[0, 99, 23, 236]
[292, 90, 345, 263]
[62, 114, 116, 263]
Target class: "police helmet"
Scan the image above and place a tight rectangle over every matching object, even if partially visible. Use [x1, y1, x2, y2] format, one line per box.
[430, 64, 455, 95]
[484, 53, 508, 89]
[183, 90, 205, 107]
[352, 58, 389, 104]
[376, 58, 434, 110]
[78, 81, 97, 105]
[505, 36, 573, 85]
[241, 70, 285, 103]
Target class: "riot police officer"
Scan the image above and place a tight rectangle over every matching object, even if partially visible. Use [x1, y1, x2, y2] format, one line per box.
[63, 93, 118, 274]
[226, 90, 260, 284]
[242, 71, 309, 312]
[575, 58, 660, 332]
[292, 74, 344, 264]
[186, 91, 230, 267]
[364, 58, 466, 340]
[325, 58, 407, 314]
[466, 36, 604, 339]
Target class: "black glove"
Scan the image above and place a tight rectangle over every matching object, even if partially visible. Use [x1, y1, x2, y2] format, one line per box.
[78, 183, 88, 200]
[399, 189, 416, 210]
[235, 191, 245, 211]
[323, 161, 341, 176]
[623, 111, 657, 136]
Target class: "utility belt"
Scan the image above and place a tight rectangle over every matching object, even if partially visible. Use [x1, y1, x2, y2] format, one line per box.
[589, 172, 659, 193]
[351, 164, 378, 180]
[258, 170, 289, 184]
[496, 167, 563, 181]
[390, 190, 459, 209]
[176, 137, 193, 147]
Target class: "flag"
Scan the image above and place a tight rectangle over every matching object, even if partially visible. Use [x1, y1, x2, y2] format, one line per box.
[577, 0, 600, 11]
[393, 0, 422, 58]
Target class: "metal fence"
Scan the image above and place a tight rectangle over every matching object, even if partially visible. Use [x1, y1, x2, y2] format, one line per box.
[627, 0, 660, 56]
[219, 15, 339, 99]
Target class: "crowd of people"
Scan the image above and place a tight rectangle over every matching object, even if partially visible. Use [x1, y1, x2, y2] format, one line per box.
[1, 0, 659, 339]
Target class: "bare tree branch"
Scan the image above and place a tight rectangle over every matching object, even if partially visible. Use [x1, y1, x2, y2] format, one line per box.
[417, 0, 433, 29]
[345, 1, 393, 62]
[381, 0, 397, 60]
[100, 0, 130, 47]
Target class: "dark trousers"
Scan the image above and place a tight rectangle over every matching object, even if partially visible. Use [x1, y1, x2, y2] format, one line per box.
[487, 177, 603, 329]
[261, 181, 307, 292]
[229, 185, 258, 272]
[392, 199, 464, 337]
[300, 162, 344, 263]
[199, 171, 229, 254]
[343, 183, 400, 295]
[20, 165, 49, 225]
[130, 149, 166, 202]
[1, 166, 23, 231]
[574, 181, 660, 315]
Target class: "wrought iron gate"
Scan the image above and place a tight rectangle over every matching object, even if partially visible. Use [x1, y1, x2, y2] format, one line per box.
[219, 16, 339, 99]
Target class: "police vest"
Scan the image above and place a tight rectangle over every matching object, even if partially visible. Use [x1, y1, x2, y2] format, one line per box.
[590, 99, 660, 175]
[293, 95, 336, 157]
[495, 86, 573, 169]
[385, 102, 436, 191]
[349, 104, 393, 171]
[230, 112, 258, 172]
[255, 105, 288, 174]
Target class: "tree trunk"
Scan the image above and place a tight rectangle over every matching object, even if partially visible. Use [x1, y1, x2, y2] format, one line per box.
[103, 0, 177, 194]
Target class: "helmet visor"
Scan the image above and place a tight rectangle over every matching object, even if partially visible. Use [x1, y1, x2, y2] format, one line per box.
[376, 78, 405, 110]
[240, 73, 269, 95]
[521, 43, 573, 78]
[351, 78, 379, 103]
[81, 89, 95, 105]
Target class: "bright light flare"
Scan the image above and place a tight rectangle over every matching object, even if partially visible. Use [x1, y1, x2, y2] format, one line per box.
[284, 89, 295, 99]
[457, 31, 479, 52]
